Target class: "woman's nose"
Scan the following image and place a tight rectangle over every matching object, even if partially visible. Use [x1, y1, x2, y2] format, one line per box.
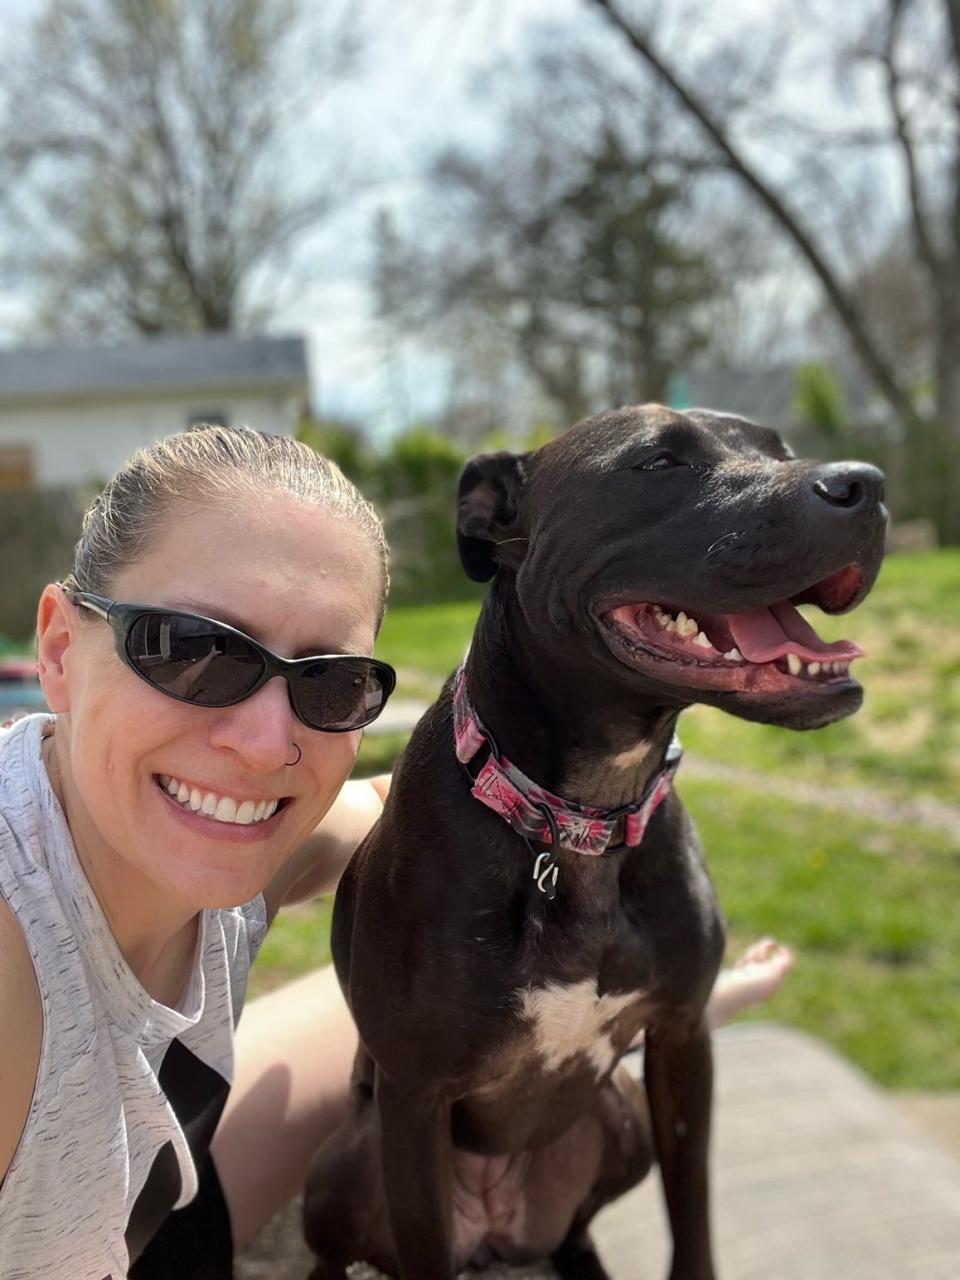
[207, 676, 299, 771]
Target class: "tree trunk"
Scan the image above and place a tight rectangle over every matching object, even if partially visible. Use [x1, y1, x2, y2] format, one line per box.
[933, 275, 960, 542]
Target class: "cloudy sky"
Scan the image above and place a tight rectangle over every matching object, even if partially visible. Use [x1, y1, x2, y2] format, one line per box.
[0, 0, 897, 435]
[0, 0, 592, 432]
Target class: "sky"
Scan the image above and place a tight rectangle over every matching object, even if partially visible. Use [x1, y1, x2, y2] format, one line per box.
[0, 0, 906, 437]
[0, 0, 591, 434]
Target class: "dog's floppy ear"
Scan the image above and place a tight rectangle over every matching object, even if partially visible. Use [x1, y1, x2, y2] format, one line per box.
[457, 451, 531, 582]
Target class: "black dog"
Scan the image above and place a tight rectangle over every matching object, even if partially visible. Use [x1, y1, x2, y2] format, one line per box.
[304, 405, 887, 1280]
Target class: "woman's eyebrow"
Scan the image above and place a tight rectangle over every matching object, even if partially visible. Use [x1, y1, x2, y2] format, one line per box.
[169, 597, 349, 656]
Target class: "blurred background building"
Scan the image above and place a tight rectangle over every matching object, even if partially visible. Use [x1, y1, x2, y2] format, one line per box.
[0, 334, 308, 490]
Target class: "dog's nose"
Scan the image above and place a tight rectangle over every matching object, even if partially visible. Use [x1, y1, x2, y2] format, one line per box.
[810, 462, 885, 512]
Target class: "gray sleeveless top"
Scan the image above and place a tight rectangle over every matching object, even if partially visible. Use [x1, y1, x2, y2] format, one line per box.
[0, 714, 268, 1278]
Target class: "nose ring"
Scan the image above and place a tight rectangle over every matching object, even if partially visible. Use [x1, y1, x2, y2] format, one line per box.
[286, 742, 302, 767]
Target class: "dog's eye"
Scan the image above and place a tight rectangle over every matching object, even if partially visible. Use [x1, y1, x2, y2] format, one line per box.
[636, 451, 682, 472]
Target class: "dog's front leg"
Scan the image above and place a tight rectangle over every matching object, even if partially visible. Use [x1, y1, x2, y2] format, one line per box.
[376, 1069, 456, 1280]
[644, 1020, 716, 1280]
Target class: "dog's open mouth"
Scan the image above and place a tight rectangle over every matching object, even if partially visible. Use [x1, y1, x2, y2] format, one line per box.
[598, 565, 867, 695]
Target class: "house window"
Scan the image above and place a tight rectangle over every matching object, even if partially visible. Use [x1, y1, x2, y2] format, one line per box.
[0, 445, 34, 491]
[186, 409, 229, 429]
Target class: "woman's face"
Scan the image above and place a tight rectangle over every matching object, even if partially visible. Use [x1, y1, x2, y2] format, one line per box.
[40, 490, 383, 911]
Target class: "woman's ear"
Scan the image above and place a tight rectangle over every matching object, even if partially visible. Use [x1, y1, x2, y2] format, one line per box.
[36, 585, 74, 713]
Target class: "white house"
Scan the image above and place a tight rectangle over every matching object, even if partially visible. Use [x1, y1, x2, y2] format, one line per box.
[0, 333, 310, 490]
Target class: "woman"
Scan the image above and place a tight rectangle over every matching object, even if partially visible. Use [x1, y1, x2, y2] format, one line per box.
[0, 424, 791, 1278]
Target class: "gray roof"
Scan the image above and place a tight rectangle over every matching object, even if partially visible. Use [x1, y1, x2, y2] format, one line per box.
[0, 333, 308, 403]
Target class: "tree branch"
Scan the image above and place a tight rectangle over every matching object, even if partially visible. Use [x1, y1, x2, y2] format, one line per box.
[587, 0, 922, 427]
[883, 0, 941, 282]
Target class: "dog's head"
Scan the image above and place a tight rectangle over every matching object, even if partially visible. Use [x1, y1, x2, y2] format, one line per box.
[457, 404, 887, 730]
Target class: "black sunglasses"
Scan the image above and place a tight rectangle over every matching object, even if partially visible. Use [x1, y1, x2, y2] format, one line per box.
[66, 589, 396, 733]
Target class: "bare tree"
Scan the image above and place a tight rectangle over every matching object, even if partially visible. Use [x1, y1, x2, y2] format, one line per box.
[587, 0, 960, 538]
[374, 45, 727, 426]
[0, 0, 363, 339]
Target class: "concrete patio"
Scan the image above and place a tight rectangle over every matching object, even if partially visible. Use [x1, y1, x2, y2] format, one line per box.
[237, 1021, 960, 1279]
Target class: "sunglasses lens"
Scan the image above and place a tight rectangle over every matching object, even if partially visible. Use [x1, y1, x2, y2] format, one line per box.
[295, 659, 392, 731]
[126, 613, 264, 705]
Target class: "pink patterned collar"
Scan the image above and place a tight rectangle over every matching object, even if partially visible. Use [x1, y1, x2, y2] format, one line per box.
[453, 668, 681, 877]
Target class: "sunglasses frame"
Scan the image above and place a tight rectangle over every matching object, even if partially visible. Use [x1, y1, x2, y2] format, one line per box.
[65, 588, 397, 733]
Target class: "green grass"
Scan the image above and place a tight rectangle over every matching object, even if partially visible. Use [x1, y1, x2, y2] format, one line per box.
[0, 635, 30, 657]
[252, 899, 334, 995]
[374, 601, 480, 700]
[688, 778, 960, 1089]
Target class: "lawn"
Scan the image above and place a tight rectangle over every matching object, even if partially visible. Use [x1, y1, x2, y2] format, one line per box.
[253, 550, 960, 1090]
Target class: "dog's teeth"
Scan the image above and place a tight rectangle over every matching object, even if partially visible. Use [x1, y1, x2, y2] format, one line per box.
[807, 661, 820, 675]
[694, 630, 712, 648]
[674, 611, 699, 638]
[664, 619, 678, 633]
[787, 653, 802, 676]
[723, 648, 743, 662]
[836, 661, 849, 674]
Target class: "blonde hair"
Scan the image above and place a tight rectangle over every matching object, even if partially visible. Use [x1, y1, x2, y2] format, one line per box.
[63, 424, 389, 625]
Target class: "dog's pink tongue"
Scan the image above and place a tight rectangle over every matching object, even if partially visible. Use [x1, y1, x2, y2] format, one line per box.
[727, 602, 864, 663]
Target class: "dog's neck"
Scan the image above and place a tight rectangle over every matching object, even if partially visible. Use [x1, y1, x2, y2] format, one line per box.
[465, 583, 682, 812]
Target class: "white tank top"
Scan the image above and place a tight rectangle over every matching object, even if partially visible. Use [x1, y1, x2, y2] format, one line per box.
[0, 715, 268, 1278]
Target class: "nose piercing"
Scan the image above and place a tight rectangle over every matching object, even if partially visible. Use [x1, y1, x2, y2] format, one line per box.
[286, 742, 302, 767]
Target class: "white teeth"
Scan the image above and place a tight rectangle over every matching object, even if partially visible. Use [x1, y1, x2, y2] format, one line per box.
[160, 775, 279, 825]
[787, 653, 802, 676]
[723, 648, 743, 662]
[694, 630, 712, 648]
[808, 662, 820, 675]
[214, 796, 238, 823]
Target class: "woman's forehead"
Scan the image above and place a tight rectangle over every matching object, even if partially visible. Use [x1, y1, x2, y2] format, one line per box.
[110, 495, 382, 648]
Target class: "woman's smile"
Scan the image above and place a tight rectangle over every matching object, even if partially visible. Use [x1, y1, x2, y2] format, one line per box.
[153, 770, 291, 843]
[156, 771, 285, 825]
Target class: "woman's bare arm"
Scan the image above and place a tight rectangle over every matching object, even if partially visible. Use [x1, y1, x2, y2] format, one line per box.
[0, 899, 43, 1186]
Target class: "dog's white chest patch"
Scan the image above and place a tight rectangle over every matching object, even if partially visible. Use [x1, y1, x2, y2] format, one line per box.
[516, 979, 643, 1078]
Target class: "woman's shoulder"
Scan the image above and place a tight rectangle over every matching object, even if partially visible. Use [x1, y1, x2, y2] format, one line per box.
[0, 714, 51, 827]
[0, 896, 43, 1187]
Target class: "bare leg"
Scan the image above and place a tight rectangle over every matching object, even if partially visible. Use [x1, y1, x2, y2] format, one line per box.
[211, 966, 358, 1245]
[705, 937, 794, 1030]
[627, 939, 794, 1055]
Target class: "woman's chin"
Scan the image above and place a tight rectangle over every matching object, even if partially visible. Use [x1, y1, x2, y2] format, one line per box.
[148, 779, 290, 907]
